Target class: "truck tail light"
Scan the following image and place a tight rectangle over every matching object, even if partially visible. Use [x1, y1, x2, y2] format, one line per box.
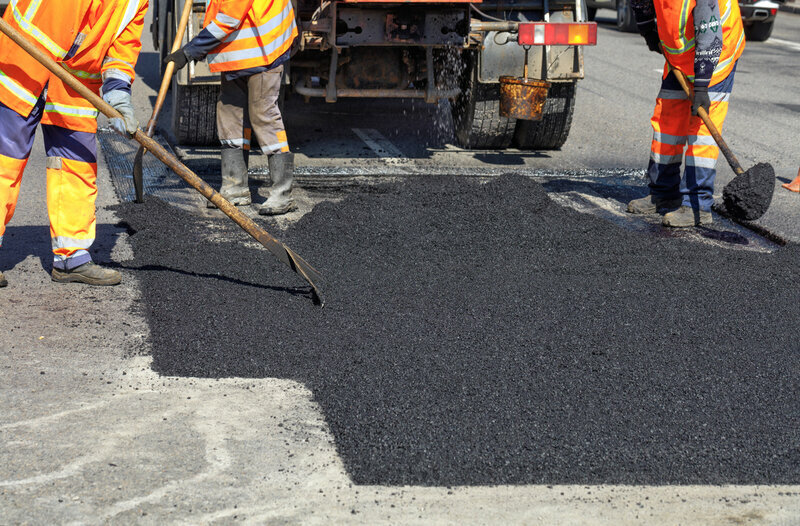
[518, 23, 598, 46]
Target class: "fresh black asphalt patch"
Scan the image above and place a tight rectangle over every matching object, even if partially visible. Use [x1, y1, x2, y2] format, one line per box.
[115, 175, 800, 486]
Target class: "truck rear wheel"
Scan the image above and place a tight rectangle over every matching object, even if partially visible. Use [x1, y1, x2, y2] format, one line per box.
[616, 0, 637, 33]
[451, 56, 516, 149]
[513, 81, 577, 150]
[744, 20, 774, 42]
[171, 81, 219, 145]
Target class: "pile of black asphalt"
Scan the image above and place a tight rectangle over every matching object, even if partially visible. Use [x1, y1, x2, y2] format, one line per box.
[115, 175, 800, 486]
[722, 162, 776, 221]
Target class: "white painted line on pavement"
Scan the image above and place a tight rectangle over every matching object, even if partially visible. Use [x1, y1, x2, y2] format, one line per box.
[352, 128, 406, 164]
[767, 38, 800, 52]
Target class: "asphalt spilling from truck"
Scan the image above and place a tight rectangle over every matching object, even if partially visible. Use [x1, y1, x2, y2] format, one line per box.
[115, 174, 800, 486]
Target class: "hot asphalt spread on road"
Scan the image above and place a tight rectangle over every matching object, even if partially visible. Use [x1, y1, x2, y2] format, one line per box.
[116, 175, 800, 486]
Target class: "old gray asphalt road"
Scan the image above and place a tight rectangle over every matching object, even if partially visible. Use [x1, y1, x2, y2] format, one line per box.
[1, 7, 799, 525]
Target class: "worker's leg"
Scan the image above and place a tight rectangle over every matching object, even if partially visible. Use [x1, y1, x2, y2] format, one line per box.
[212, 75, 251, 207]
[628, 73, 689, 214]
[249, 66, 295, 216]
[648, 74, 692, 201]
[0, 95, 43, 287]
[681, 66, 736, 212]
[42, 78, 119, 285]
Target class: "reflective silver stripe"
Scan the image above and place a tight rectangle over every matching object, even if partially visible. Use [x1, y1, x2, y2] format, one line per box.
[44, 102, 99, 119]
[114, 0, 141, 40]
[223, 4, 292, 43]
[685, 155, 718, 168]
[215, 12, 242, 28]
[657, 89, 688, 100]
[652, 132, 685, 146]
[220, 138, 251, 148]
[102, 68, 133, 84]
[206, 21, 229, 40]
[709, 92, 730, 103]
[46, 156, 62, 169]
[0, 69, 38, 106]
[687, 135, 718, 147]
[10, 1, 67, 58]
[62, 64, 101, 81]
[0, 234, 3, 247]
[650, 152, 684, 164]
[209, 22, 295, 64]
[52, 236, 94, 250]
[261, 141, 289, 154]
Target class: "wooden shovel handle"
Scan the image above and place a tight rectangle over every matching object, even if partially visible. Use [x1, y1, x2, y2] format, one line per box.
[144, 0, 194, 137]
[669, 67, 745, 176]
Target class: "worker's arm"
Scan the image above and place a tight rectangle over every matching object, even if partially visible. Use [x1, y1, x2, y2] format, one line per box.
[691, 0, 722, 114]
[101, 0, 148, 95]
[630, 0, 661, 54]
[165, 0, 257, 66]
[102, 0, 148, 137]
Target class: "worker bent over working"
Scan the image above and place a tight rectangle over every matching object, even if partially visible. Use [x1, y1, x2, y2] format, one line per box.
[165, 0, 299, 215]
[0, 0, 147, 288]
[627, 0, 744, 227]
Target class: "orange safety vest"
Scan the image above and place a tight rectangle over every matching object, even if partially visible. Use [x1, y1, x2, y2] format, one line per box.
[654, 0, 744, 86]
[203, 0, 297, 73]
[0, 0, 148, 119]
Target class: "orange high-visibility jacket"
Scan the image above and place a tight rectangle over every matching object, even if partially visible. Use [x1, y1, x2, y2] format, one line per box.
[0, 0, 148, 118]
[654, 0, 744, 86]
[202, 0, 297, 72]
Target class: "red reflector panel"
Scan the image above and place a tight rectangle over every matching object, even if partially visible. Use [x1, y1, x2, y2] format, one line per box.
[518, 22, 597, 46]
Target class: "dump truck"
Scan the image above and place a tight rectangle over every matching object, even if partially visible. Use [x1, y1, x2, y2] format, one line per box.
[150, 0, 597, 150]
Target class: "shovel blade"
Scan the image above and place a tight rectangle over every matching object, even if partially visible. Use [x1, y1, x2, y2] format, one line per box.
[722, 162, 775, 221]
[132, 145, 145, 203]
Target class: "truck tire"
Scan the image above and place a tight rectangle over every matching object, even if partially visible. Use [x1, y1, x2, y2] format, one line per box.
[616, 0, 637, 33]
[587, 7, 598, 21]
[513, 81, 577, 150]
[171, 81, 219, 145]
[451, 56, 516, 149]
[744, 20, 774, 42]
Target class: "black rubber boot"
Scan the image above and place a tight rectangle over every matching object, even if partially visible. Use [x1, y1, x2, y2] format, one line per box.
[208, 148, 251, 208]
[0, 271, 7, 288]
[52, 262, 121, 286]
[259, 152, 297, 215]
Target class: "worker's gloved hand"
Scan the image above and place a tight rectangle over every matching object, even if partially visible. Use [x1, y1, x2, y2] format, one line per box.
[692, 85, 711, 116]
[103, 90, 138, 138]
[163, 48, 189, 70]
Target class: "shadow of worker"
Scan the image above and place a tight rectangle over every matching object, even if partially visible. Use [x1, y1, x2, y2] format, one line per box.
[0, 223, 123, 276]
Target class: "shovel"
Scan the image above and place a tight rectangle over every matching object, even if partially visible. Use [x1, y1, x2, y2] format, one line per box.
[670, 68, 775, 221]
[0, 17, 325, 306]
[131, 0, 193, 203]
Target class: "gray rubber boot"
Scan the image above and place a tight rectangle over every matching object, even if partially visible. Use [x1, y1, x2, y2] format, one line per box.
[259, 152, 297, 216]
[0, 270, 7, 288]
[208, 148, 251, 208]
[627, 195, 683, 214]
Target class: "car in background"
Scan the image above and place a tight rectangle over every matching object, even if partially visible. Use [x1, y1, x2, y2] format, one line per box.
[587, 0, 785, 41]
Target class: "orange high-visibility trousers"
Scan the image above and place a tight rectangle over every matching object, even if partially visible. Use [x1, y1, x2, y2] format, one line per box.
[647, 66, 736, 211]
[0, 76, 99, 270]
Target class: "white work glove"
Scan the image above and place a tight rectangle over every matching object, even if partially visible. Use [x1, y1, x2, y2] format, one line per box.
[103, 90, 138, 138]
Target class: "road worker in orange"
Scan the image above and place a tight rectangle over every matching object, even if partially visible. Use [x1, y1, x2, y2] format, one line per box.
[627, 0, 745, 227]
[165, 0, 298, 215]
[0, 0, 148, 288]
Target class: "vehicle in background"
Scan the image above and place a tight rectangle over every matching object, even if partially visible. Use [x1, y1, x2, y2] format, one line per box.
[588, 0, 785, 41]
[151, 0, 597, 150]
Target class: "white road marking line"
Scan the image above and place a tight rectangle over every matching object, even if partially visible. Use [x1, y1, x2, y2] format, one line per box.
[654, 68, 663, 73]
[351, 128, 406, 165]
[766, 38, 800, 52]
